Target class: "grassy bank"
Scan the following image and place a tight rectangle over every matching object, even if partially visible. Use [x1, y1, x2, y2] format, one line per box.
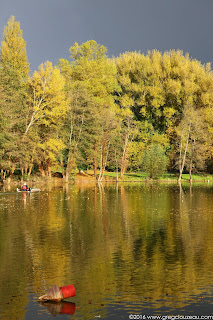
[81, 171, 213, 183]
[1, 171, 213, 185]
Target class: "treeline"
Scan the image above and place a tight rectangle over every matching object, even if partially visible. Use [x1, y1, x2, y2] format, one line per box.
[1, 16, 213, 182]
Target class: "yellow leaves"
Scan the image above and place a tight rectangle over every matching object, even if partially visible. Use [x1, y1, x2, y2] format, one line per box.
[166, 126, 176, 140]
[45, 138, 65, 151]
[201, 92, 211, 106]
[118, 75, 132, 88]
[183, 78, 198, 95]
[71, 54, 119, 109]
[163, 107, 176, 120]
[137, 94, 146, 106]
[140, 107, 147, 117]
[116, 51, 142, 72]
[1, 16, 29, 79]
[165, 79, 181, 95]
[120, 107, 133, 119]
[203, 107, 213, 141]
[151, 133, 169, 148]
[148, 50, 162, 76]
[162, 52, 172, 76]
[117, 48, 213, 141]
[38, 138, 65, 162]
[27, 61, 68, 129]
[70, 40, 107, 61]
[57, 58, 72, 88]
[32, 61, 65, 96]
[128, 140, 146, 166]
[203, 106, 213, 121]
[119, 94, 134, 108]
[148, 85, 165, 108]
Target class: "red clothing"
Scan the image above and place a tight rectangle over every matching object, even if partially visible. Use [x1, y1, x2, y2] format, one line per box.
[22, 185, 28, 191]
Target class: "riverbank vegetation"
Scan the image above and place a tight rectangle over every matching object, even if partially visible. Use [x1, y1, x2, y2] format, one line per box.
[1, 16, 213, 183]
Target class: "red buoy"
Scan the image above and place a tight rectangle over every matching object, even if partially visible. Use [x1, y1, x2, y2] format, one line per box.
[38, 284, 76, 302]
[60, 285, 76, 299]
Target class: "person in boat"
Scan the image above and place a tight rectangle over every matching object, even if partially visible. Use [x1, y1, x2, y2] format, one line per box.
[22, 183, 30, 191]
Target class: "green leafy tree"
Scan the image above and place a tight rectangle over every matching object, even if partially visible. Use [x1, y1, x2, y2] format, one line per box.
[176, 106, 211, 181]
[142, 144, 168, 178]
[59, 40, 120, 180]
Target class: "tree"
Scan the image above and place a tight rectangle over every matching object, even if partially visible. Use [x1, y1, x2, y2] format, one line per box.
[119, 113, 137, 178]
[1, 16, 29, 79]
[176, 106, 211, 182]
[117, 50, 213, 179]
[24, 61, 68, 176]
[126, 121, 153, 171]
[142, 144, 168, 178]
[57, 59, 92, 179]
[70, 40, 107, 61]
[25, 61, 67, 135]
[0, 16, 30, 180]
[59, 40, 120, 180]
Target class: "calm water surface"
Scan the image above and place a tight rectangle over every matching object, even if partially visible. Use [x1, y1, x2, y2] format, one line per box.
[1, 183, 213, 319]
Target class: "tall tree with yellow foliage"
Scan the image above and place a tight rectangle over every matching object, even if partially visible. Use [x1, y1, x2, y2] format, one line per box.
[25, 61, 68, 176]
[1, 16, 29, 79]
[0, 16, 30, 180]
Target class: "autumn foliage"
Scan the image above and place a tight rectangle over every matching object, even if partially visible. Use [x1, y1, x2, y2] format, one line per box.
[1, 16, 213, 181]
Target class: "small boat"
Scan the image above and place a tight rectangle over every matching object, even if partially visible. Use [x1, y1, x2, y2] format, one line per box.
[17, 188, 41, 193]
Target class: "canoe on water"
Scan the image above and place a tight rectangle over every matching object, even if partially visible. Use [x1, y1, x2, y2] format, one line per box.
[17, 188, 41, 193]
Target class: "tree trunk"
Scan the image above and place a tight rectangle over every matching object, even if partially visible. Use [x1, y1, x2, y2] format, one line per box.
[189, 159, 193, 183]
[115, 150, 118, 182]
[47, 160, 52, 177]
[28, 163, 33, 176]
[10, 164, 16, 176]
[60, 156, 65, 179]
[98, 129, 109, 182]
[189, 139, 196, 183]
[21, 167, 24, 182]
[65, 152, 74, 181]
[120, 153, 127, 179]
[24, 166, 28, 175]
[178, 122, 191, 182]
[98, 139, 110, 182]
[120, 132, 130, 179]
[3, 170, 6, 181]
[38, 162, 46, 177]
[93, 143, 97, 179]
[101, 131, 107, 172]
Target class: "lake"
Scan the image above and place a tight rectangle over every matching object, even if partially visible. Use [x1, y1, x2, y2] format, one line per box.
[0, 182, 213, 319]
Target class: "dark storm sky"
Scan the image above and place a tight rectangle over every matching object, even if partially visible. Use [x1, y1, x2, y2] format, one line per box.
[1, 0, 213, 71]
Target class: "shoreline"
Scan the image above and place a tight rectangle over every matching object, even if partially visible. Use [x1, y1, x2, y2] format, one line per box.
[0, 172, 212, 186]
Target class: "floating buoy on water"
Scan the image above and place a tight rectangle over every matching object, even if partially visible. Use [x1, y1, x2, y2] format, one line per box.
[38, 284, 76, 302]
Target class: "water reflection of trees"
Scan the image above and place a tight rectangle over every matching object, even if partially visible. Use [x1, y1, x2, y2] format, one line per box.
[1, 184, 213, 318]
